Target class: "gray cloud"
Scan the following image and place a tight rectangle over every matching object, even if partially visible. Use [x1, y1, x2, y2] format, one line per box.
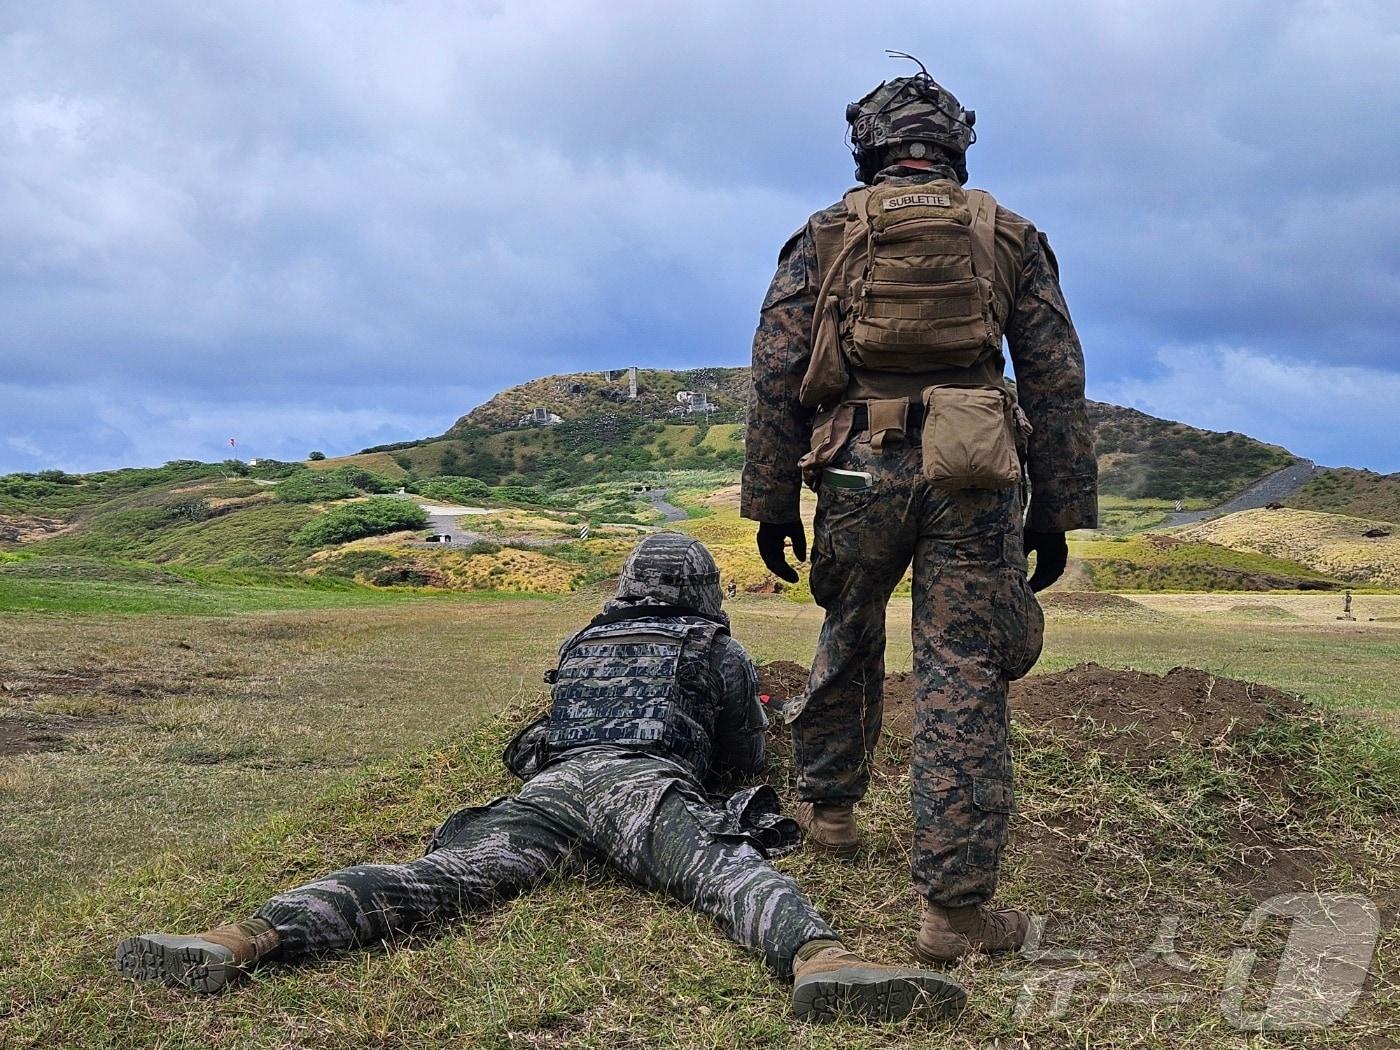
[1, 1, 1397, 473]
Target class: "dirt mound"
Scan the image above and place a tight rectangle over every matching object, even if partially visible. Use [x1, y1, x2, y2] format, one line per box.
[755, 661, 1331, 897]
[1226, 602, 1301, 620]
[1038, 591, 1148, 614]
[1011, 663, 1310, 754]
[756, 661, 1311, 760]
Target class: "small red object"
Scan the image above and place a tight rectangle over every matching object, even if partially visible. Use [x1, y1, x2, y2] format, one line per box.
[759, 694, 771, 704]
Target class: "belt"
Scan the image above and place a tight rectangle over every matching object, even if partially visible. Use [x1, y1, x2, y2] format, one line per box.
[850, 401, 925, 432]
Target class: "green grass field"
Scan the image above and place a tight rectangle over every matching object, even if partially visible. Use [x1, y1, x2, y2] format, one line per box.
[2, 590, 1397, 1047]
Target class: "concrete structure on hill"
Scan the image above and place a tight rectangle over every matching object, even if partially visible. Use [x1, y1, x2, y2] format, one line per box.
[674, 390, 716, 416]
[599, 366, 639, 399]
[518, 406, 563, 427]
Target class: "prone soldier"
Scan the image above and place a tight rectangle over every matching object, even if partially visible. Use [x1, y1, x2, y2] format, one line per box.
[742, 57, 1097, 962]
[115, 534, 965, 1024]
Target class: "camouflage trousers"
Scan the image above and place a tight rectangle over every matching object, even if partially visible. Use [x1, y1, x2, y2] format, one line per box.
[256, 748, 834, 976]
[794, 431, 1044, 908]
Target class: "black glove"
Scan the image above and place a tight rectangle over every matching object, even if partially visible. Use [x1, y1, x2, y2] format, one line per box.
[1024, 529, 1068, 592]
[756, 521, 807, 583]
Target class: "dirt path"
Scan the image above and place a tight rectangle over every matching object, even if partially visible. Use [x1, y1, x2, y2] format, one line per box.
[1159, 458, 1317, 528]
[645, 489, 687, 522]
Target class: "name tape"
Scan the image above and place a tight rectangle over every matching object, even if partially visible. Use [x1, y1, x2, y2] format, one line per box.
[883, 193, 953, 210]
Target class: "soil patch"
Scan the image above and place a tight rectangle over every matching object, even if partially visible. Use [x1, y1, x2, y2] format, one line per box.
[756, 661, 1312, 761]
[0, 514, 68, 545]
[0, 714, 106, 757]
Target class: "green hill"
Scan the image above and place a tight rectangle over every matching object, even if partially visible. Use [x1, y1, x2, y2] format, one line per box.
[1286, 467, 1400, 525]
[1, 366, 1352, 599]
[328, 370, 1297, 503]
[1087, 400, 1295, 502]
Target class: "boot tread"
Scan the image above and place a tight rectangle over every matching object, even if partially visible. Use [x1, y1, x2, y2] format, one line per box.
[114, 934, 239, 995]
[791, 964, 966, 1023]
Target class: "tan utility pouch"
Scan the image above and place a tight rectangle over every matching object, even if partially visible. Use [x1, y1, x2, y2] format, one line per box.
[798, 404, 857, 489]
[798, 294, 850, 408]
[921, 384, 1021, 490]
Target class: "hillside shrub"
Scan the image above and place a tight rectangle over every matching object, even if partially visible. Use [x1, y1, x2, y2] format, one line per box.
[276, 472, 358, 503]
[275, 467, 396, 504]
[331, 466, 394, 493]
[417, 476, 492, 505]
[165, 498, 214, 523]
[294, 498, 427, 547]
[308, 451, 326, 461]
[492, 484, 555, 507]
[247, 459, 305, 480]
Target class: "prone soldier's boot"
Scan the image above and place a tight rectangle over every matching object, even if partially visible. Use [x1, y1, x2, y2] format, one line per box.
[791, 938, 966, 1023]
[794, 802, 861, 857]
[115, 917, 280, 994]
[915, 902, 1030, 964]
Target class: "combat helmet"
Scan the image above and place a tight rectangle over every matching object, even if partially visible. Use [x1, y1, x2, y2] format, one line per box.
[847, 52, 976, 185]
[610, 532, 726, 621]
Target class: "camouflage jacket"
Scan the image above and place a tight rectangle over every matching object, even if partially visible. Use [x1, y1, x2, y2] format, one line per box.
[741, 164, 1098, 534]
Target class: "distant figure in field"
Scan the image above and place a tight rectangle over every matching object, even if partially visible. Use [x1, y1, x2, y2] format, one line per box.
[115, 534, 965, 1024]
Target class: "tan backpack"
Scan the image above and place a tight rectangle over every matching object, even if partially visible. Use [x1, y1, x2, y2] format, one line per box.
[799, 181, 1002, 409]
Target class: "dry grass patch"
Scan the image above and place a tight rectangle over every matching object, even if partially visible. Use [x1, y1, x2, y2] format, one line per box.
[1181, 508, 1400, 587]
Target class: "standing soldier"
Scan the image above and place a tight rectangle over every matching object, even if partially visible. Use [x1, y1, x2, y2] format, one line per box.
[115, 534, 966, 1024]
[742, 56, 1097, 963]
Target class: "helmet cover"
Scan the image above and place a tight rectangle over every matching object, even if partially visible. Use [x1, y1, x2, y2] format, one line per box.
[612, 532, 725, 620]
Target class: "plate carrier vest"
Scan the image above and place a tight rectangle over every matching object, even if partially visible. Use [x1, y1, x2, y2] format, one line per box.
[544, 612, 727, 776]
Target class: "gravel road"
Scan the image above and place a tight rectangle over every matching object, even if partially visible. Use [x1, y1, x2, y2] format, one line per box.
[1160, 458, 1317, 527]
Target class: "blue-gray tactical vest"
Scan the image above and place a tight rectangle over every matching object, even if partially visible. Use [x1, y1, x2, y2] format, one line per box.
[545, 610, 727, 777]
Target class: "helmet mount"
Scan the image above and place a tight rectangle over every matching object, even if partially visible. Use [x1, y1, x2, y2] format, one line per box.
[846, 52, 976, 184]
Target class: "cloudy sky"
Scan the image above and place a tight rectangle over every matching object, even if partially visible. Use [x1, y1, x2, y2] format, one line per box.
[2, 1, 1397, 474]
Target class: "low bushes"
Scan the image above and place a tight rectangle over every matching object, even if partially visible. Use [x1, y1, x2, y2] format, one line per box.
[294, 498, 428, 548]
[276, 467, 396, 504]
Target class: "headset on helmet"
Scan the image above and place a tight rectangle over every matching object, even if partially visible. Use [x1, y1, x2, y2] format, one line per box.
[846, 52, 976, 184]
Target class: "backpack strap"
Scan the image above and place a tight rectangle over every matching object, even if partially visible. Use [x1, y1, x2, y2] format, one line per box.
[966, 189, 998, 282]
[800, 189, 874, 408]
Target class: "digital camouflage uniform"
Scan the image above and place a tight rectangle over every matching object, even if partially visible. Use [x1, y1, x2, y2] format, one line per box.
[250, 534, 835, 976]
[742, 155, 1097, 908]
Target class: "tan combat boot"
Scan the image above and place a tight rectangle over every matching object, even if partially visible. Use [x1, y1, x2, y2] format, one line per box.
[115, 917, 280, 994]
[915, 902, 1030, 964]
[791, 938, 966, 1023]
[795, 802, 862, 856]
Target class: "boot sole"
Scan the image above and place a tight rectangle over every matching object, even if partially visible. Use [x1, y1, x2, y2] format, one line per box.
[792, 965, 966, 1023]
[114, 934, 240, 994]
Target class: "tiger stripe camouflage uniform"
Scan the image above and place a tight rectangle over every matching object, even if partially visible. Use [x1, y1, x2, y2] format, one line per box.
[255, 534, 835, 976]
[742, 162, 1097, 909]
